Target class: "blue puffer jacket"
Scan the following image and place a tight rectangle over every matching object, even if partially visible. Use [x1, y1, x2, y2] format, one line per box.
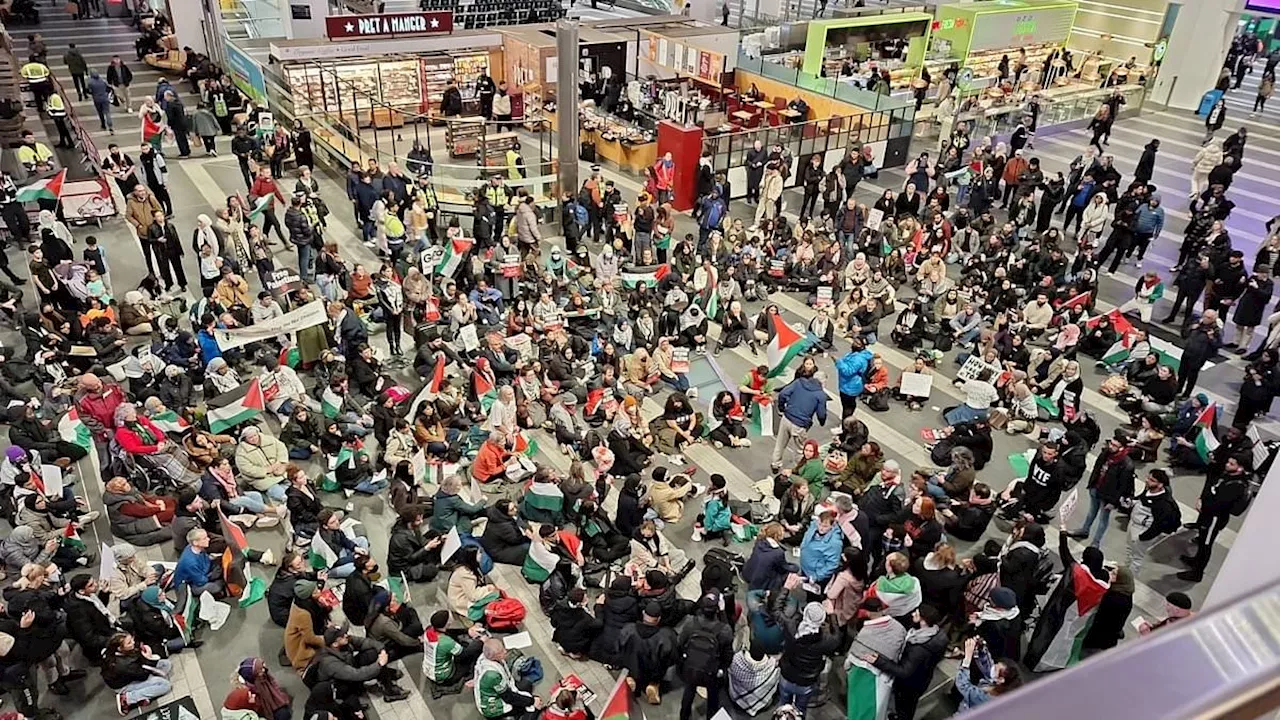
[799, 523, 844, 583]
[835, 349, 874, 397]
[778, 376, 829, 429]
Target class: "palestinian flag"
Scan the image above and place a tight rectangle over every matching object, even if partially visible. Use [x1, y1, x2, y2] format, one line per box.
[279, 346, 301, 369]
[207, 379, 265, 434]
[149, 410, 189, 435]
[176, 585, 200, 643]
[309, 532, 338, 571]
[1085, 309, 1135, 339]
[62, 524, 86, 553]
[521, 537, 560, 583]
[321, 386, 343, 419]
[467, 590, 502, 622]
[585, 387, 605, 417]
[1194, 404, 1219, 463]
[749, 396, 774, 437]
[218, 511, 263, 607]
[620, 263, 670, 289]
[474, 371, 497, 414]
[1024, 563, 1110, 671]
[521, 480, 563, 520]
[600, 671, 637, 720]
[15, 169, 66, 203]
[141, 111, 164, 145]
[1060, 290, 1093, 313]
[57, 409, 92, 452]
[434, 237, 474, 278]
[704, 287, 720, 320]
[512, 432, 538, 457]
[1152, 344, 1181, 371]
[387, 573, 411, 603]
[428, 356, 445, 394]
[655, 232, 672, 250]
[766, 313, 814, 378]
[864, 573, 922, 618]
[1101, 332, 1138, 365]
[847, 657, 893, 720]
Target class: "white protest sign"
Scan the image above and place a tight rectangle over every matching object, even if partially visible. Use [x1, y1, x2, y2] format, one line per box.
[866, 208, 884, 231]
[899, 372, 933, 399]
[40, 465, 63, 500]
[440, 526, 463, 563]
[459, 324, 480, 353]
[1058, 486, 1080, 525]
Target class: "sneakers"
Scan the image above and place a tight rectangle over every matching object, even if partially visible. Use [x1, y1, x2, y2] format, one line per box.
[382, 683, 410, 702]
[740, 438, 752, 447]
[78, 510, 101, 523]
[230, 514, 257, 528]
[668, 454, 685, 465]
[255, 515, 282, 528]
[645, 684, 661, 705]
[691, 528, 704, 542]
[116, 693, 131, 716]
[259, 549, 276, 566]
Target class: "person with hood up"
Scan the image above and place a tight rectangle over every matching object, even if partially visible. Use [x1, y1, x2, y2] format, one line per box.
[479, 499, 530, 566]
[1191, 139, 1224, 198]
[588, 575, 641, 663]
[1082, 567, 1134, 654]
[777, 591, 840, 715]
[835, 336, 874, 418]
[770, 365, 828, 473]
[619, 599, 680, 705]
[234, 657, 293, 720]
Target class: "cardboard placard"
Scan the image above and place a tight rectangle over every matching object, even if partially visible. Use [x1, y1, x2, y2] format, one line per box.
[458, 324, 480, 352]
[815, 286, 833, 308]
[440, 526, 462, 563]
[501, 254, 521, 278]
[956, 354, 1000, 382]
[899, 372, 933, 399]
[505, 333, 535, 362]
[671, 348, 690, 374]
[1058, 486, 1080, 525]
[866, 208, 885, 231]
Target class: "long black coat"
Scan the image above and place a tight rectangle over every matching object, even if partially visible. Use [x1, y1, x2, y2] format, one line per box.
[1233, 275, 1273, 327]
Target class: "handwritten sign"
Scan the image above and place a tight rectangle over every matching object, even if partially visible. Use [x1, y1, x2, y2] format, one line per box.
[815, 286, 832, 308]
[899, 371, 933, 398]
[867, 208, 884, 232]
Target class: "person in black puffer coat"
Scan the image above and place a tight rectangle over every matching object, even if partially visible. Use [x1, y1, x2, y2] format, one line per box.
[341, 555, 379, 626]
[589, 576, 641, 663]
[999, 522, 1046, 617]
[613, 474, 647, 540]
[387, 505, 443, 582]
[551, 588, 602, 659]
[267, 551, 322, 628]
[778, 596, 841, 710]
[479, 501, 531, 566]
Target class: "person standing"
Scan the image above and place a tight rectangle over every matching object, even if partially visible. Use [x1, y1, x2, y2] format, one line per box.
[45, 91, 74, 149]
[862, 605, 948, 720]
[107, 55, 134, 113]
[145, 209, 186, 292]
[475, 71, 496, 119]
[250, 167, 288, 244]
[799, 154, 823, 219]
[1179, 456, 1251, 582]
[138, 142, 172, 216]
[721, 1, 730, 24]
[162, 90, 191, 158]
[755, 164, 784, 228]
[1125, 468, 1180, 578]
[285, 195, 316, 282]
[191, 102, 219, 156]
[1177, 311, 1221, 398]
[1162, 255, 1210, 326]
[87, 71, 113, 133]
[1066, 430, 1135, 548]
[63, 43, 88, 101]
[770, 364, 828, 472]
[1254, 70, 1274, 116]
[0, 171, 29, 245]
[745, 141, 766, 205]
[1203, 98, 1226, 144]
[676, 595, 733, 720]
[778, 598, 840, 716]
[1133, 139, 1158, 186]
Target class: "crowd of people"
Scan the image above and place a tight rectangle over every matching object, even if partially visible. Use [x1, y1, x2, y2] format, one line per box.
[0, 18, 1269, 720]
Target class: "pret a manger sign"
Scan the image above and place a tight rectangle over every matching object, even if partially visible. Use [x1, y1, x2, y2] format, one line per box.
[325, 11, 455, 39]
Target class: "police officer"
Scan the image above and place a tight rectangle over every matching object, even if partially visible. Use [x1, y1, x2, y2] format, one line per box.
[15, 131, 53, 176]
[19, 58, 50, 112]
[45, 92, 74, 149]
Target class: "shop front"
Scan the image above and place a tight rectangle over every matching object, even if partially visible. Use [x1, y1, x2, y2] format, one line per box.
[798, 12, 934, 87]
[927, 0, 1079, 92]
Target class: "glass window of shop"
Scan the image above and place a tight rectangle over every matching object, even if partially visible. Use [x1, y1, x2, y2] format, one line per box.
[220, 0, 285, 40]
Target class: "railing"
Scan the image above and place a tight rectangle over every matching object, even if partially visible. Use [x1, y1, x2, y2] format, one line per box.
[735, 50, 918, 116]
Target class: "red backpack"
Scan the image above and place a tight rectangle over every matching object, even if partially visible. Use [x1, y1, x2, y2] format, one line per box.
[484, 597, 527, 630]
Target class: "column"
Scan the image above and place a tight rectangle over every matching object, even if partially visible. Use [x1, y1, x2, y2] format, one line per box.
[167, 0, 209, 54]
[1148, 0, 1244, 111]
[556, 19, 580, 200]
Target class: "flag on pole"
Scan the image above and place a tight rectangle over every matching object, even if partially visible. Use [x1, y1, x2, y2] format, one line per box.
[766, 313, 814, 378]
[15, 169, 66, 203]
[521, 538, 560, 583]
[148, 410, 190, 435]
[428, 356, 446, 394]
[1194, 404, 1219, 463]
[435, 237, 474, 278]
[207, 378, 266, 434]
[57, 408, 92, 452]
[176, 586, 200, 643]
[218, 511, 263, 607]
[619, 264, 671, 289]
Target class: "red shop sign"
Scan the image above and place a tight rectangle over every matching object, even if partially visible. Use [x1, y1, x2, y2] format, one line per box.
[325, 11, 454, 39]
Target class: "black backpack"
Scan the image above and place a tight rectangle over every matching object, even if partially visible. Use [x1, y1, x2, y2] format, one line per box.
[703, 547, 745, 589]
[681, 623, 723, 673]
[1226, 478, 1254, 517]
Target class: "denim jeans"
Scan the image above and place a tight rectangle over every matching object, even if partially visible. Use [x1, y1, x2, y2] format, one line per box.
[288, 447, 314, 460]
[778, 678, 814, 716]
[1075, 487, 1112, 548]
[328, 537, 370, 578]
[120, 659, 171, 706]
[227, 491, 267, 514]
[662, 374, 690, 393]
[355, 474, 389, 495]
[298, 243, 315, 282]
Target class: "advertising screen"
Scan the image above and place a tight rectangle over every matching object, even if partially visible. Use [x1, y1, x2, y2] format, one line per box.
[1245, 0, 1280, 12]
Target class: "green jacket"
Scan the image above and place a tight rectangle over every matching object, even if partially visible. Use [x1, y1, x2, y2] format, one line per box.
[430, 491, 486, 535]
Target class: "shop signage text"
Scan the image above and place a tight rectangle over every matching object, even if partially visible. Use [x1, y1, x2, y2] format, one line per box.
[931, 17, 966, 31]
[325, 11, 454, 39]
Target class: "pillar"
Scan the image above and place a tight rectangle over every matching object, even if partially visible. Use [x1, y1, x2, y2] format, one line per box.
[167, 0, 208, 54]
[556, 19, 580, 199]
[1204, 458, 1280, 609]
[1148, 0, 1244, 111]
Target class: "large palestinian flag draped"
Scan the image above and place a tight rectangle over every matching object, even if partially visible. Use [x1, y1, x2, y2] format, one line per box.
[847, 655, 893, 720]
[141, 111, 165, 145]
[427, 356, 445, 394]
[1023, 562, 1110, 672]
[473, 369, 497, 413]
[1100, 332, 1139, 366]
[320, 386, 344, 419]
[15, 168, 66, 203]
[57, 408, 92, 452]
[1194, 404, 1220, 463]
[619, 263, 670, 289]
[149, 409, 190, 435]
[521, 480, 563, 520]
[207, 378, 265, 434]
[766, 313, 814, 378]
[521, 537, 560, 583]
[435, 237, 474, 278]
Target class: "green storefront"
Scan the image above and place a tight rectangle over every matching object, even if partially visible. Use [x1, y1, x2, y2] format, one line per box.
[926, 0, 1079, 85]
[800, 11, 935, 84]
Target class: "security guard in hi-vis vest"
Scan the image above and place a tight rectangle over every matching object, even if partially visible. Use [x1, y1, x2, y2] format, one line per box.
[45, 92, 75, 149]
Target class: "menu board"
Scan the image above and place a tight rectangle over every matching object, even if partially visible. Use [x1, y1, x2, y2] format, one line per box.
[641, 30, 723, 85]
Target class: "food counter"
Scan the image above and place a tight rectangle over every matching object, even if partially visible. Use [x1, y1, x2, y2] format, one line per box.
[282, 51, 495, 116]
[580, 107, 656, 173]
